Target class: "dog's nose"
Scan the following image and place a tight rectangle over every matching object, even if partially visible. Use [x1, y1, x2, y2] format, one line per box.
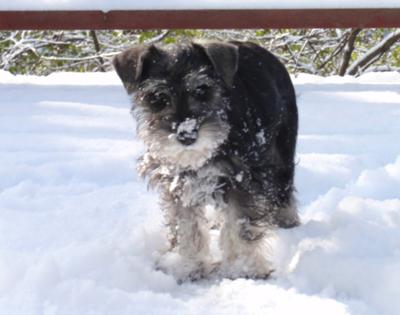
[177, 129, 198, 145]
[177, 133, 197, 146]
[176, 119, 198, 146]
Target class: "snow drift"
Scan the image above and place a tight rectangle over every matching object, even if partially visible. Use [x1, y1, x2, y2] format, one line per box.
[0, 70, 399, 315]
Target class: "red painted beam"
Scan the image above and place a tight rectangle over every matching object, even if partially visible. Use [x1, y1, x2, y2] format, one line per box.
[0, 11, 105, 30]
[0, 9, 399, 30]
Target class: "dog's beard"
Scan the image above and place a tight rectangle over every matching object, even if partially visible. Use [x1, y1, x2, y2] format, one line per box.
[134, 109, 230, 170]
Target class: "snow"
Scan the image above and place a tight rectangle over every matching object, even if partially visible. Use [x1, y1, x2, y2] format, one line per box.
[0, 0, 399, 11]
[0, 69, 400, 315]
[176, 118, 198, 139]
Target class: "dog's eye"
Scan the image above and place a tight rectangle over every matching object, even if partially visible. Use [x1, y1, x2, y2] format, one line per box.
[147, 92, 171, 112]
[193, 84, 210, 100]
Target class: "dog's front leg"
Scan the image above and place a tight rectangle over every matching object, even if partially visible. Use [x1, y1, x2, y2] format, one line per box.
[219, 200, 274, 279]
[160, 194, 213, 281]
[175, 202, 215, 281]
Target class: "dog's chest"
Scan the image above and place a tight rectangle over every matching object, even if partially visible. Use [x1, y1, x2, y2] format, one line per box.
[169, 164, 226, 208]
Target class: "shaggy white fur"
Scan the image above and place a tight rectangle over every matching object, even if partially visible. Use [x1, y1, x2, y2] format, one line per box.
[138, 117, 230, 170]
[140, 151, 276, 280]
[134, 99, 278, 280]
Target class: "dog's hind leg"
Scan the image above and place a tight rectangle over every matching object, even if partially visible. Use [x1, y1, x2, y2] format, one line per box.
[263, 164, 300, 229]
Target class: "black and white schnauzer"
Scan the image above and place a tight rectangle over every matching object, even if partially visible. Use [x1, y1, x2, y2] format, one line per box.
[113, 41, 299, 281]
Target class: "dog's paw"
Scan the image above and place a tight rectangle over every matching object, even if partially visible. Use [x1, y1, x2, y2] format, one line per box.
[218, 254, 274, 280]
[220, 265, 274, 280]
[177, 260, 222, 283]
[155, 252, 217, 283]
[274, 204, 301, 229]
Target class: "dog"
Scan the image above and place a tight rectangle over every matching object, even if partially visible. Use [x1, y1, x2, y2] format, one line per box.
[113, 41, 299, 281]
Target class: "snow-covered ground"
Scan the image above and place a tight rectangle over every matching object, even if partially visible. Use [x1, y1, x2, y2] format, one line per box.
[1, 0, 399, 11]
[0, 70, 399, 315]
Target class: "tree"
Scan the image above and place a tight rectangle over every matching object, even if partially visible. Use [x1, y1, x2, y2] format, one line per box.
[1, 29, 399, 76]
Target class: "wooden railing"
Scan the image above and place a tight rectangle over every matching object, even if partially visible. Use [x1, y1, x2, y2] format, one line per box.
[0, 9, 400, 30]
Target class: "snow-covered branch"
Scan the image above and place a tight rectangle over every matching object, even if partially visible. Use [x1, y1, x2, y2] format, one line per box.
[347, 30, 400, 75]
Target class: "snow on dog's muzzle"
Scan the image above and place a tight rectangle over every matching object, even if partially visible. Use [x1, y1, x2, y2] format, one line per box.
[176, 118, 199, 146]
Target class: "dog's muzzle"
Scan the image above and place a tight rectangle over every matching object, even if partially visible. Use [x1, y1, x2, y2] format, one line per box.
[176, 118, 199, 146]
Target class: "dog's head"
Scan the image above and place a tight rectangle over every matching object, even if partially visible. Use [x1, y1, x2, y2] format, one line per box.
[113, 42, 239, 170]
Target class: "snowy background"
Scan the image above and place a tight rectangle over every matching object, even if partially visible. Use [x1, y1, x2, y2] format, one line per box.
[0, 70, 400, 315]
[1, 0, 400, 11]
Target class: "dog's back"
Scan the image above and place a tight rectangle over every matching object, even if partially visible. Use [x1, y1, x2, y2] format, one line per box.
[228, 41, 297, 163]
[212, 42, 298, 229]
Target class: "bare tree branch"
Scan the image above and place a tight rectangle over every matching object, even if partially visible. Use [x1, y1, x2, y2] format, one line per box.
[39, 52, 118, 62]
[317, 33, 348, 70]
[145, 30, 170, 45]
[89, 30, 106, 72]
[338, 28, 361, 76]
[347, 30, 400, 76]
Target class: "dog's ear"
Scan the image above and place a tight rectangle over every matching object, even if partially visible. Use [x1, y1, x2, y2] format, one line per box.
[195, 42, 239, 88]
[113, 45, 161, 94]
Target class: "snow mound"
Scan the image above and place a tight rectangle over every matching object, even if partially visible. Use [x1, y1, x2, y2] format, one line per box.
[0, 71, 399, 315]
